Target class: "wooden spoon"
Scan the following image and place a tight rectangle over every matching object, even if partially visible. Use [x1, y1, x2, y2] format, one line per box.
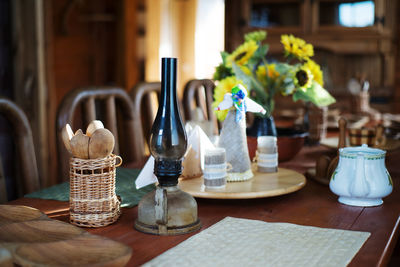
[70, 129, 90, 159]
[88, 128, 115, 159]
[61, 124, 74, 153]
[86, 120, 104, 137]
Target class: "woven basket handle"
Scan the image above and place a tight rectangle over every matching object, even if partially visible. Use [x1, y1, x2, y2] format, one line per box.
[115, 155, 123, 167]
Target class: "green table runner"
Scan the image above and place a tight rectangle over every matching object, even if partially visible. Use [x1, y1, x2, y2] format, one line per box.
[25, 168, 155, 208]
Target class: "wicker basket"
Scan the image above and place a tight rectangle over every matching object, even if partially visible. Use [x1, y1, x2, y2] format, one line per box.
[69, 154, 122, 227]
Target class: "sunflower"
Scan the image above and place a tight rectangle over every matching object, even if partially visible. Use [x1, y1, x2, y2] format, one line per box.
[256, 65, 267, 84]
[281, 34, 314, 60]
[256, 64, 279, 84]
[267, 64, 279, 79]
[226, 40, 258, 67]
[294, 67, 313, 91]
[304, 59, 323, 86]
[212, 76, 243, 121]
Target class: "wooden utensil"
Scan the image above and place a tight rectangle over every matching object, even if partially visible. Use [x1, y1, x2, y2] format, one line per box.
[0, 205, 47, 226]
[88, 128, 115, 159]
[70, 129, 90, 159]
[0, 220, 85, 244]
[86, 120, 104, 137]
[375, 124, 386, 147]
[13, 235, 132, 267]
[326, 118, 347, 178]
[61, 124, 74, 153]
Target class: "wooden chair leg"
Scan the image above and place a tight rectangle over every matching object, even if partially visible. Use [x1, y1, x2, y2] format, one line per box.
[0, 158, 8, 203]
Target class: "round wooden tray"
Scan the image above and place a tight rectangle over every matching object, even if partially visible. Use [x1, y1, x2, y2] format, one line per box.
[178, 168, 306, 199]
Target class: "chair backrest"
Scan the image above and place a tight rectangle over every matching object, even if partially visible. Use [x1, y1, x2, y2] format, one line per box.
[129, 82, 161, 161]
[56, 87, 137, 182]
[0, 98, 40, 202]
[182, 79, 219, 134]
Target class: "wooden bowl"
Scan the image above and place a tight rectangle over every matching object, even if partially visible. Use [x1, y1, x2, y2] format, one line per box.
[247, 128, 308, 162]
[0, 220, 85, 243]
[276, 128, 308, 162]
[0, 205, 47, 225]
[14, 235, 132, 267]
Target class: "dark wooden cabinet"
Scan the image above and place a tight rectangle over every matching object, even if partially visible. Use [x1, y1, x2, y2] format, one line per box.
[226, 0, 398, 111]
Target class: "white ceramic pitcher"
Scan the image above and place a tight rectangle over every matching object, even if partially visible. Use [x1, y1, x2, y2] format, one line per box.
[329, 144, 393, 207]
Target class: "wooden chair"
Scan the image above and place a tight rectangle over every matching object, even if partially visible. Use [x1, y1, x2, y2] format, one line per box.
[0, 98, 40, 202]
[56, 87, 137, 182]
[182, 79, 219, 134]
[129, 82, 161, 161]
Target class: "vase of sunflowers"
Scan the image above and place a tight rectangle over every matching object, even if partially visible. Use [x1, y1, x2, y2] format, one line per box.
[213, 31, 335, 160]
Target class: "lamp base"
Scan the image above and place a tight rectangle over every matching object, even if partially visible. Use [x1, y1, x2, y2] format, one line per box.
[135, 185, 201, 235]
[134, 219, 201, 235]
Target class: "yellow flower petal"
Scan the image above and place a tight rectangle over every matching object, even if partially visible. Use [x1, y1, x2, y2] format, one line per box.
[281, 34, 314, 60]
[226, 40, 258, 67]
[304, 59, 323, 86]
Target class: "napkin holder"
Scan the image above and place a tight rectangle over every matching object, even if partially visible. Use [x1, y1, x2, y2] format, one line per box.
[69, 154, 122, 227]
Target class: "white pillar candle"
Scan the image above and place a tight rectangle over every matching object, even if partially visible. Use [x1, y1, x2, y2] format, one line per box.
[203, 148, 227, 188]
[257, 136, 278, 173]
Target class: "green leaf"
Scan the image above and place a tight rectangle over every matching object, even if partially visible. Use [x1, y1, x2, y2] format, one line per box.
[254, 44, 269, 59]
[293, 81, 336, 106]
[213, 64, 233, 81]
[274, 63, 293, 74]
[232, 63, 266, 100]
[232, 63, 272, 115]
[244, 30, 267, 42]
[221, 51, 230, 64]
[248, 44, 269, 68]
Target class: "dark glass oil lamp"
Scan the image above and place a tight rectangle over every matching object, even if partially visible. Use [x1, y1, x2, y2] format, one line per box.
[134, 57, 201, 235]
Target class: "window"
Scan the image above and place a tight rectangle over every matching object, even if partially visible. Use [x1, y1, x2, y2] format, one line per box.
[319, 1, 375, 27]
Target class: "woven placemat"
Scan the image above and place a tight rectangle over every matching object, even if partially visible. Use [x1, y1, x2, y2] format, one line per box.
[144, 217, 370, 267]
[25, 168, 154, 208]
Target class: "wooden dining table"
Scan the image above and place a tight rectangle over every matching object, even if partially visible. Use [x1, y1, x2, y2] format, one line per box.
[9, 144, 400, 267]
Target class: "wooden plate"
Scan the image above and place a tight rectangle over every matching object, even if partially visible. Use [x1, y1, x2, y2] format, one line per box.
[0, 205, 47, 225]
[178, 168, 306, 199]
[13, 235, 132, 267]
[0, 220, 85, 243]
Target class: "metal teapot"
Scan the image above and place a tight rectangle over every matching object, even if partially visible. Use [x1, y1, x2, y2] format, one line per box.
[329, 144, 393, 207]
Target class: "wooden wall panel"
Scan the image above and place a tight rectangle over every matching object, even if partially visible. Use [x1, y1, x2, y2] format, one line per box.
[44, 0, 141, 185]
[51, 0, 118, 106]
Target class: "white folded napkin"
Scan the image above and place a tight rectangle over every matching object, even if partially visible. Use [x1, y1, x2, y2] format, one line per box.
[135, 156, 157, 189]
[135, 124, 215, 189]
